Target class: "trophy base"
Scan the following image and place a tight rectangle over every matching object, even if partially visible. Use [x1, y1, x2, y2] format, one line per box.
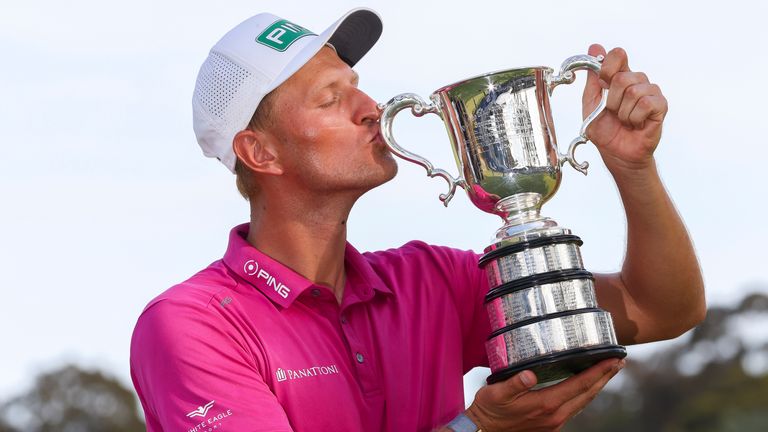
[486, 345, 627, 386]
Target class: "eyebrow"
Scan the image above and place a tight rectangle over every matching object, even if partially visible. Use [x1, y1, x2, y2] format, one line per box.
[316, 70, 359, 92]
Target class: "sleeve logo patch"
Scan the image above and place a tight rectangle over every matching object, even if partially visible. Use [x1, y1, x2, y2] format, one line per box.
[186, 400, 234, 432]
[186, 400, 215, 418]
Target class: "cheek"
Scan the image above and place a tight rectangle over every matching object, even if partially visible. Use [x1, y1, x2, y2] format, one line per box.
[275, 107, 359, 170]
[302, 128, 320, 141]
[286, 108, 339, 143]
[279, 125, 338, 173]
[296, 116, 352, 154]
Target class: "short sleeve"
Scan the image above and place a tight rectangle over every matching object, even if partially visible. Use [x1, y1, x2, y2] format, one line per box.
[394, 241, 491, 373]
[130, 298, 293, 431]
[447, 247, 492, 372]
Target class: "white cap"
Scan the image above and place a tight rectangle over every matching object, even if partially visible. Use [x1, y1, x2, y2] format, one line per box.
[192, 8, 383, 172]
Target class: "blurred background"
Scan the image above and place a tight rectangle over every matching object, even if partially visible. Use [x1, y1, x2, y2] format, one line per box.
[1, 0, 766, 430]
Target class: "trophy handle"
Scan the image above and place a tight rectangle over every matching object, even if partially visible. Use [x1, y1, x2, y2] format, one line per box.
[378, 93, 466, 206]
[547, 54, 609, 176]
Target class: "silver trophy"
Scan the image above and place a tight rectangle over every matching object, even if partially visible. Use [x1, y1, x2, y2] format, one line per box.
[379, 54, 626, 386]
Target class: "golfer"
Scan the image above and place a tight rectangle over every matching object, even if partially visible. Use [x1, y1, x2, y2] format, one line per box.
[130, 8, 705, 432]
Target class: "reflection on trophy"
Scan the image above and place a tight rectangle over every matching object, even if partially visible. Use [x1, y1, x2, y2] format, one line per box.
[379, 54, 626, 386]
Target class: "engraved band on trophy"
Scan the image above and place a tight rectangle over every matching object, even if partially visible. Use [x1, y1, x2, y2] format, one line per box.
[379, 54, 626, 386]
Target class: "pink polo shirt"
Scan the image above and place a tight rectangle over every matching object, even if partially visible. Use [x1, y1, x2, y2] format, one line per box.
[130, 224, 491, 431]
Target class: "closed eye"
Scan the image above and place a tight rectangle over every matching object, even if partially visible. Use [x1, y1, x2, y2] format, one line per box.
[318, 95, 339, 108]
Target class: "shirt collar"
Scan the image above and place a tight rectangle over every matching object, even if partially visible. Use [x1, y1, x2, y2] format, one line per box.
[223, 224, 313, 308]
[222, 223, 392, 308]
[343, 242, 393, 297]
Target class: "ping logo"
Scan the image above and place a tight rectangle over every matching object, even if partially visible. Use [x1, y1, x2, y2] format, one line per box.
[256, 19, 315, 52]
[243, 259, 291, 299]
[244, 259, 259, 276]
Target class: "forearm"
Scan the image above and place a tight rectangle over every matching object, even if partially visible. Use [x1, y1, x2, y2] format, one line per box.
[607, 160, 705, 343]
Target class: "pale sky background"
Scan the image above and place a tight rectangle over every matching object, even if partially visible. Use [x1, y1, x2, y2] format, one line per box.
[1, 0, 767, 407]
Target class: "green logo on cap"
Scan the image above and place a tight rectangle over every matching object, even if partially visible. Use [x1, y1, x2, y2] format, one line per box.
[256, 19, 315, 52]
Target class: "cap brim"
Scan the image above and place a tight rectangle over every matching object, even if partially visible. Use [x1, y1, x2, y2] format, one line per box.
[267, 8, 382, 94]
[328, 9, 382, 67]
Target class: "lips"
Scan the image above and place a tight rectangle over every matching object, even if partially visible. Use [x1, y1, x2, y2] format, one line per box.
[369, 130, 385, 146]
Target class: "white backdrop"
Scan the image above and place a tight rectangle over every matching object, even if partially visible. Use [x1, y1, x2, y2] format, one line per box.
[1, 0, 766, 404]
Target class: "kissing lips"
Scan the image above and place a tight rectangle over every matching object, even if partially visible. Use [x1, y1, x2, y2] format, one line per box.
[370, 130, 388, 147]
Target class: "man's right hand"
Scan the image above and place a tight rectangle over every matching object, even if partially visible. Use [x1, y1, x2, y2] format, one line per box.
[465, 358, 625, 431]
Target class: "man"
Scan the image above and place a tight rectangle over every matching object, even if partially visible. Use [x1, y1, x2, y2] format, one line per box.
[130, 8, 705, 432]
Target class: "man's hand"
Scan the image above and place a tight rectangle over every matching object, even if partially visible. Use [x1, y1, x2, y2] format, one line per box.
[464, 358, 625, 432]
[582, 44, 668, 174]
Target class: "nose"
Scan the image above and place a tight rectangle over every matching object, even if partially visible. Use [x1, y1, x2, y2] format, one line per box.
[352, 88, 381, 125]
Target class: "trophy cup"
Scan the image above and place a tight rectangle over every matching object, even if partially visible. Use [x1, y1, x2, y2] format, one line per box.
[379, 54, 626, 386]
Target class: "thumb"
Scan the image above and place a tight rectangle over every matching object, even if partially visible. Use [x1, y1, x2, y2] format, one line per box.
[470, 370, 537, 425]
[583, 43, 607, 116]
[501, 370, 537, 398]
[479, 370, 536, 403]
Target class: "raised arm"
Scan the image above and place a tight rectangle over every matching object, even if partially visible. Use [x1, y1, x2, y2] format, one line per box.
[583, 44, 706, 345]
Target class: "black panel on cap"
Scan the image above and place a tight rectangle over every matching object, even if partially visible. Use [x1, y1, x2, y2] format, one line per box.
[329, 10, 383, 67]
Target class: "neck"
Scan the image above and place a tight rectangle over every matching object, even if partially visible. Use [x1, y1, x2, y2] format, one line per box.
[246, 189, 358, 304]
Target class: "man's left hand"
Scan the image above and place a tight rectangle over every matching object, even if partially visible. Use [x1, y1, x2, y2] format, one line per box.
[582, 44, 668, 174]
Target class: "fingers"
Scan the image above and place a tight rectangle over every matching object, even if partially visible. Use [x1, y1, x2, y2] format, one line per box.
[553, 359, 625, 420]
[628, 94, 668, 129]
[599, 47, 630, 85]
[537, 358, 622, 404]
[606, 74, 667, 129]
[590, 44, 667, 130]
[588, 43, 607, 58]
[584, 44, 608, 94]
[483, 370, 537, 402]
[467, 370, 538, 430]
[468, 361, 623, 431]
[606, 71, 647, 113]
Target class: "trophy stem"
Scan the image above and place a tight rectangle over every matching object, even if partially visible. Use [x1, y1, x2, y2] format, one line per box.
[496, 192, 544, 223]
[492, 192, 555, 242]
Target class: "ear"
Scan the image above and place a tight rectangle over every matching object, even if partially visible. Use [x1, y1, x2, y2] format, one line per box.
[232, 129, 284, 175]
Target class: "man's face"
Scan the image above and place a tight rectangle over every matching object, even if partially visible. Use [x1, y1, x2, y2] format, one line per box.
[263, 46, 397, 197]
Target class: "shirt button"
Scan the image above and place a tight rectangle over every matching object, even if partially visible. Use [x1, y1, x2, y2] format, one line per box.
[356, 352, 365, 363]
[340, 315, 348, 324]
[311, 289, 321, 297]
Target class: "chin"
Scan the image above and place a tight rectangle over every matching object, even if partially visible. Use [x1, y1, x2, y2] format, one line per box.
[378, 154, 399, 182]
[356, 158, 398, 193]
